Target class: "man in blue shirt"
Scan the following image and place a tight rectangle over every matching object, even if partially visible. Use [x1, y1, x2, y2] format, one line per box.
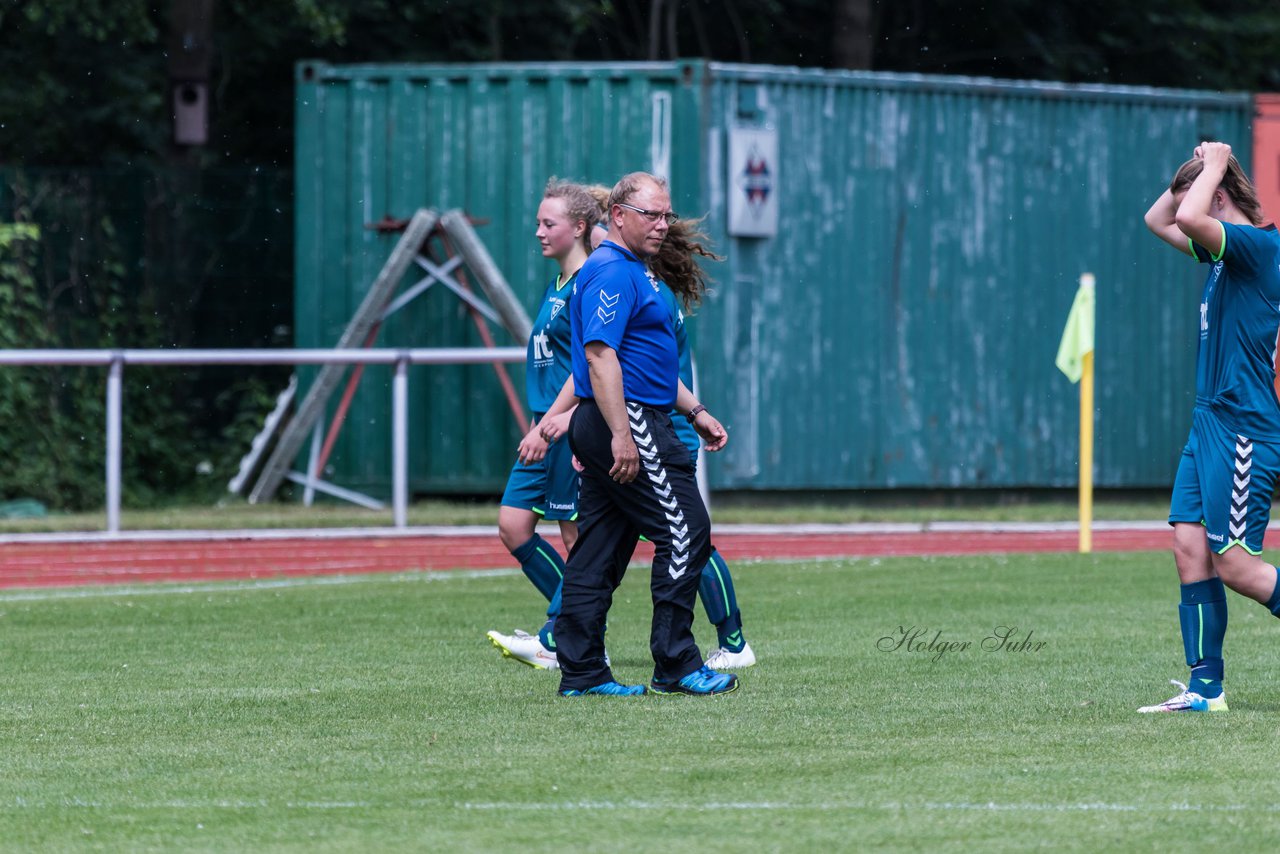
[556, 172, 739, 697]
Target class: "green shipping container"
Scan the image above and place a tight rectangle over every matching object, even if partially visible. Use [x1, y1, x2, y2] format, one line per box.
[294, 60, 1252, 496]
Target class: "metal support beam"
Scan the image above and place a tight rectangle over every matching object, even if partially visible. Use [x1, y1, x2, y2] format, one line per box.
[248, 209, 440, 504]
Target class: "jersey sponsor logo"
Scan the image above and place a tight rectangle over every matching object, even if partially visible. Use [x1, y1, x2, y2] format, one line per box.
[1201, 264, 1221, 339]
[645, 270, 660, 293]
[532, 330, 553, 362]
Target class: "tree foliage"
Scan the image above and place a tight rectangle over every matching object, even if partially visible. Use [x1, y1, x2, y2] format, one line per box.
[3, 0, 1279, 169]
[1, 0, 1278, 510]
[0, 206, 198, 510]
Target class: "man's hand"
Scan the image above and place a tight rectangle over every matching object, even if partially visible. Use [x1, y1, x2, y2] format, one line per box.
[692, 411, 728, 452]
[609, 433, 640, 482]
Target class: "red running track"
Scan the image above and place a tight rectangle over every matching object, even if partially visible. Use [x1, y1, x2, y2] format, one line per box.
[0, 526, 1189, 590]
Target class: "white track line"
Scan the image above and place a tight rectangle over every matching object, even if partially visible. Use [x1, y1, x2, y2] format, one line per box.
[0, 520, 1168, 546]
[0, 525, 498, 545]
[0, 568, 520, 602]
[5, 798, 1274, 814]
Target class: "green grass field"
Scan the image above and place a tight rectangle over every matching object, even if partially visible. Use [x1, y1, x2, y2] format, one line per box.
[4, 552, 1280, 851]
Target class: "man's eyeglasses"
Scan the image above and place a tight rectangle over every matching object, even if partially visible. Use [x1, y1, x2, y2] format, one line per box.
[617, 202, 679, 225]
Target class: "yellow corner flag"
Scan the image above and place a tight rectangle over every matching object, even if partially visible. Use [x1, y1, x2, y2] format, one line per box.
[1055, 274, 1096, 383]
[1057, 273, 1096, 553]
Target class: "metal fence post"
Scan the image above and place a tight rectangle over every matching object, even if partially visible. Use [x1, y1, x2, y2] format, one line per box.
[106, 353, 123, 534]
[392, 353, 409, 529]
[0, 347, 525, 534]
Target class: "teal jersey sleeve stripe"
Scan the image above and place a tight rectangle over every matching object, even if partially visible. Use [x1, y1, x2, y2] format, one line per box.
[1188, 221, 1228, 263]
[1211, 220, 1227, 262]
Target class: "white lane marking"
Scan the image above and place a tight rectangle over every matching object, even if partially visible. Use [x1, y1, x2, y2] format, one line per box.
[6, 798, 1276, 814]
[0, 568, 521, 602]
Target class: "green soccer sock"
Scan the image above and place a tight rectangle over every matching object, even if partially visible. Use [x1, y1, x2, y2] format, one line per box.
[1179, 578, 1226, 699]
[698, 548, 745, 652]
[538, 582, 561, 651]
[511, 534, 565, 602]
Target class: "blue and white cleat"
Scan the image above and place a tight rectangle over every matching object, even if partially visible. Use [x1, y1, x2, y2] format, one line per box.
[560, 681, 647, 697]
[651, 665, 739, 696]
[1137, 679, 1228, 713]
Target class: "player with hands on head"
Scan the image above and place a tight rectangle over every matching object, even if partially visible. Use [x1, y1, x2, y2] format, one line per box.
[1139, 141, 1280, 713]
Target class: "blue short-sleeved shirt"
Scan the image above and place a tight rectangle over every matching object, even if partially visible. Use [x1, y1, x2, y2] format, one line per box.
[1190, 222, 1280, 441]
[525, 273, 574, 414]
[571, 241, 679, 407]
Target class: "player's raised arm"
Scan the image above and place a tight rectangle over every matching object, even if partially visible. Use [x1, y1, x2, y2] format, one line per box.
[1174, 142, 1232, 258]
[1145, 187, 1194, 256]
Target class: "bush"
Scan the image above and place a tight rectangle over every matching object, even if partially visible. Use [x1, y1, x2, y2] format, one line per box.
[0, 219, 230, 510]
[0, 164, 293, 511]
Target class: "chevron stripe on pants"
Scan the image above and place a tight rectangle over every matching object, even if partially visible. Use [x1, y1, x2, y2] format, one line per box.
[556, 397, 711, 691]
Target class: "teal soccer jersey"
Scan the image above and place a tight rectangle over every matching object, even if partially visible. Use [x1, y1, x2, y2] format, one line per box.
[526, 273, 575, 414]
[1190, 222, 1280, 441]
[1171, 221, 1280, 552]
[656, 281, 700, 456]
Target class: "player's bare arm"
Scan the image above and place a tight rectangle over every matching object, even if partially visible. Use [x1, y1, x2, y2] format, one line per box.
[1144, 188, 1193, 256]
[537, 375, 579, 444]
[1175, 141, 1232, 256]
[584, 341, 639, 482]
[515, 422, 549, 465]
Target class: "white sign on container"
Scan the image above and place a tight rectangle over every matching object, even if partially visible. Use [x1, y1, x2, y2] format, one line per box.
[727, 126, 778, 238]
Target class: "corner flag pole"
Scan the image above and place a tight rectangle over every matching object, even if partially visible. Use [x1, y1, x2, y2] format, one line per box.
[1079, 345, 1094, 553]
[1055, 272, 1096, 554]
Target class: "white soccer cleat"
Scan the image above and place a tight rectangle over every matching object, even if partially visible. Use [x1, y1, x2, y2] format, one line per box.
[704, 642, 757, 670]
[1137, 679, 1228, 713]
[487, 629, 559, 671]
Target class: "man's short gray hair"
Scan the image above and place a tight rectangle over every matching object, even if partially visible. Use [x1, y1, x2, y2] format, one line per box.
[608, 172, 668, 211]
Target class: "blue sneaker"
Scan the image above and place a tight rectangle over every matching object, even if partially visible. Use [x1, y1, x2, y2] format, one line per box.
[560, 681, 647, 697]
[651, 665, 739, 696]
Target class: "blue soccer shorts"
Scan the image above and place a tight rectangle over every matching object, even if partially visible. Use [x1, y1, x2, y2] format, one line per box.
[499, 435, 579, 521]
[1169, 406, 1280, 555]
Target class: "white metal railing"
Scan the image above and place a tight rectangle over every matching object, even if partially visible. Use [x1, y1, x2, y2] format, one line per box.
[0, 348, 526, 534]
